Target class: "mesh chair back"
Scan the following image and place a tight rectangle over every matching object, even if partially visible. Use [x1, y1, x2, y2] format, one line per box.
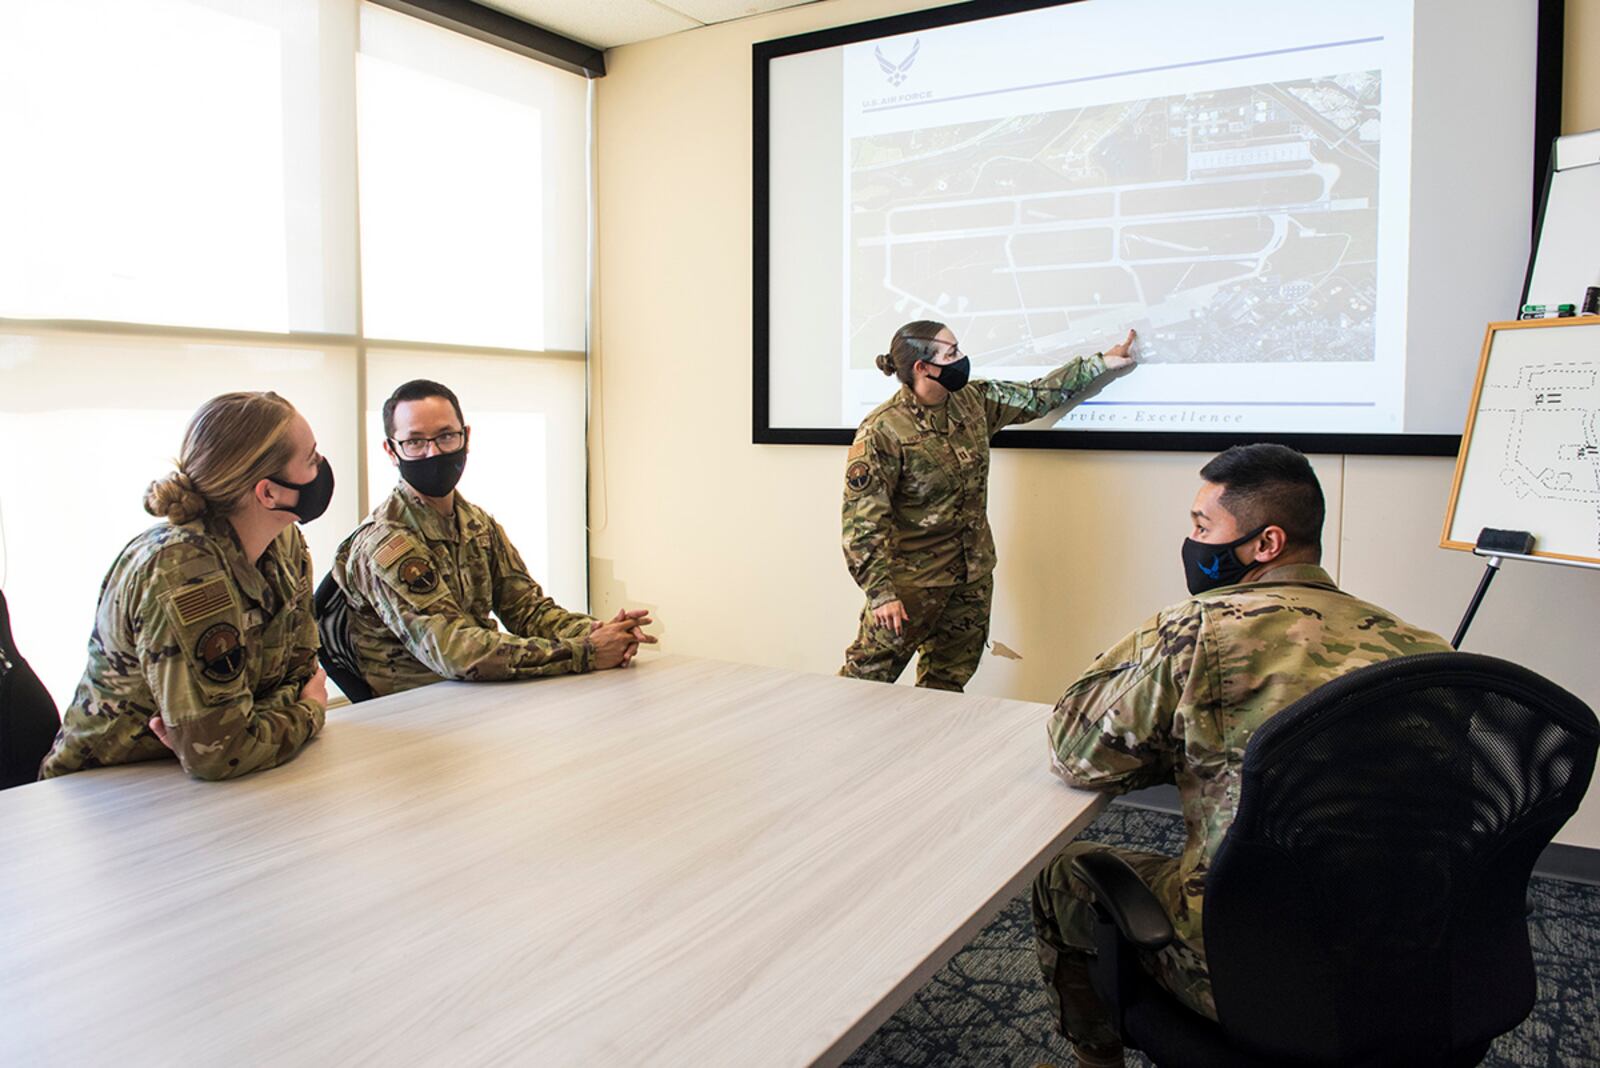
[0, 590, 62, 788]
[1203, 652, 1598, 1065]
[313, 573, 373, 703]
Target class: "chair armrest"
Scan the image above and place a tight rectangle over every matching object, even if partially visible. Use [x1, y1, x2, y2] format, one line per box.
[1070, 850, 1175, 951]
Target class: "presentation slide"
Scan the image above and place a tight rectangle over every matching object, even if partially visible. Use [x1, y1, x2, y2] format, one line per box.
[758, 0, 1550, 448]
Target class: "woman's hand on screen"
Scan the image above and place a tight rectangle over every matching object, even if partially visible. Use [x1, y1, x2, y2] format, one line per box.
[1102, 328, 1137, 370]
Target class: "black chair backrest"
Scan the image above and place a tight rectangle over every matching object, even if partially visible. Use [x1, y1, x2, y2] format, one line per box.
[1204, 651, 1598, 1066]
[313, 573, 374, 703]
[0, 589, 62, 788]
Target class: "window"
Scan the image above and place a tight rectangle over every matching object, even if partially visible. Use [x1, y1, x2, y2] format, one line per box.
[0, 0, 591, 709]
[0, 0, 356, 333]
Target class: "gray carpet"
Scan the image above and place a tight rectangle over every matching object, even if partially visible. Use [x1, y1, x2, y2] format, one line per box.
[843, 804, 1600, 1067]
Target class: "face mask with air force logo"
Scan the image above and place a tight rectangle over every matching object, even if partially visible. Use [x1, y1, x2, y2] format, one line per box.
[1180, 525, 1266, 595]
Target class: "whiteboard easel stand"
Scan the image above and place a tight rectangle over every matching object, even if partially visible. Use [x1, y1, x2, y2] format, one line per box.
[1442, 318, 1600, 647]
[1451, 534, 1600, 649]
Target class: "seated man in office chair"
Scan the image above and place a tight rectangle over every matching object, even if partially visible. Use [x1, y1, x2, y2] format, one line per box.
[328, 379, 654, 697]
[1031, 443, 1453, 1068]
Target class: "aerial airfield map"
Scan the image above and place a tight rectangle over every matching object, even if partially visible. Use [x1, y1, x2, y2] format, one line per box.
[848, 70, 1383, 375]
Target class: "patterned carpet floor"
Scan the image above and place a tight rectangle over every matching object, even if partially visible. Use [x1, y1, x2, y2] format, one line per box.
[843, 804, 1600, 1068]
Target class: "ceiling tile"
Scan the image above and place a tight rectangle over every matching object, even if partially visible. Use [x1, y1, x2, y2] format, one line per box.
[481, 0, 701, 50]
[662, 0, 824, 21]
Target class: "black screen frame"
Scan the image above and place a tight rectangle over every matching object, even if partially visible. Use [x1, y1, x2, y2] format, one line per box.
[751, 0, 1565, 454]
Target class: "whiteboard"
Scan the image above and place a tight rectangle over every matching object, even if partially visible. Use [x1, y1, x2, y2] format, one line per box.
[1524, 129, 1600, 310]
[1443, 318, 1600, 564]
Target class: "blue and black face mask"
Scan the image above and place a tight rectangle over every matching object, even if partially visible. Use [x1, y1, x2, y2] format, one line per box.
[1181, 525, 1265, 595]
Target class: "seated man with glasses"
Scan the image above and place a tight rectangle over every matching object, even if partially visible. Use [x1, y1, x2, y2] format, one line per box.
[330, 379, 653, 697]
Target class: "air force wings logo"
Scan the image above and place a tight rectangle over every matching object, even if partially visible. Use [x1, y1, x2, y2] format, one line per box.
[875, 39, 920, 87]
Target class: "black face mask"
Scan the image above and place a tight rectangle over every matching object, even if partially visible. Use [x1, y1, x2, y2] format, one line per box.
[398, 447, 468, 499]
[928, 355, 971, 392]
[1181, 525, 1266, 595]
[268, 457, 335, 524]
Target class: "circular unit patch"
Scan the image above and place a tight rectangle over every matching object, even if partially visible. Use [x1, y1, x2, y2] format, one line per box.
[195, 622, 246, 683]
[398, 555, 439, 594]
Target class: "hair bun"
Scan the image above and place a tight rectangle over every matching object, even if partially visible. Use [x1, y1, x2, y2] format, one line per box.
[144, 469, 206, 524]
[874, 352, 895, 376]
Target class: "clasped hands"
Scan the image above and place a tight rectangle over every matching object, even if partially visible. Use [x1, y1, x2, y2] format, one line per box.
[589, 607, 658, 669]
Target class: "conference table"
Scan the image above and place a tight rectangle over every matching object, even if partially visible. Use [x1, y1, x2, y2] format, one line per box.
[0, 655, 1107, 1066]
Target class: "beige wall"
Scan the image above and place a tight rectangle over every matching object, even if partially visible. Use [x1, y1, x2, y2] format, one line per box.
[1566, 0, 1600, 132]
[591, 0, 1600, 847]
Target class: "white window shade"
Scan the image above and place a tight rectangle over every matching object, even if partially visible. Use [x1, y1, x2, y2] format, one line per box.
[0, 0, 358, 334]
[357, 5, 590, 353]
[363, 349, 589, 614]
[0, 326, 361, 710]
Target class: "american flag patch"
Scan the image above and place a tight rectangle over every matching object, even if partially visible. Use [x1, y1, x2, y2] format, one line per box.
[171, 577, 232, 627]
[373, 532, 411, 569]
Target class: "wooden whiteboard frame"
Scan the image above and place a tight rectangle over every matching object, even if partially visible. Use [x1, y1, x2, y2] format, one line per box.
[1441, 316, 1600, 566]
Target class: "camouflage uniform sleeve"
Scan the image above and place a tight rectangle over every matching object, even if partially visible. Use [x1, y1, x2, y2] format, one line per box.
[1046, 602, 1205, 793]
[488, 518, 595, 641]
[138, 553, 324, 782]
[281, 526, 321, 685]
[841, 425, 902, 608]
[977, 352, 1108, 433]
[356, 528, 593, 681]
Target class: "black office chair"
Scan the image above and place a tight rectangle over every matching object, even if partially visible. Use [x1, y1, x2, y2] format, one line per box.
[1071, 651, 1599, 1068]
[0, 589, 62, 788]
[313, 573, 375, 703]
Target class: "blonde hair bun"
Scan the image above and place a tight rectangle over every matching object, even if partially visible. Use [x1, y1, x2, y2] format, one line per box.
[144, 392, 299, 525]
[144, 470, 207, 525]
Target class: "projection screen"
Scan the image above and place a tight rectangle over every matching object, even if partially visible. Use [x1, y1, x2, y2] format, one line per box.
[753, 0, 1563, 453]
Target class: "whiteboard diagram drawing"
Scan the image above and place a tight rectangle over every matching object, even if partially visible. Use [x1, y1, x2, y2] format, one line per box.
[1444, 318, 1600, 565]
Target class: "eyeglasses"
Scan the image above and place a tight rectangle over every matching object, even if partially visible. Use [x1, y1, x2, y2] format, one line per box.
[910, 339, 963, 364]
[390, 430, 466, 459]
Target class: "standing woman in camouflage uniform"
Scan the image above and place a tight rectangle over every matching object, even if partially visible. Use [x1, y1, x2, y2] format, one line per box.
[40, 392, 333, 781]
[839, 321, 1135, 691]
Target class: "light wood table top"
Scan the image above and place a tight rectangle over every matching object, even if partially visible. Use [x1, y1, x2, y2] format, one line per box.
[0, 655, 1106, 1066]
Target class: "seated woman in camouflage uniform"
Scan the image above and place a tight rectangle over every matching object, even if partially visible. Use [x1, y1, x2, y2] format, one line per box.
[838, 320, 1135, 692]
[39, 392, 333, 781]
